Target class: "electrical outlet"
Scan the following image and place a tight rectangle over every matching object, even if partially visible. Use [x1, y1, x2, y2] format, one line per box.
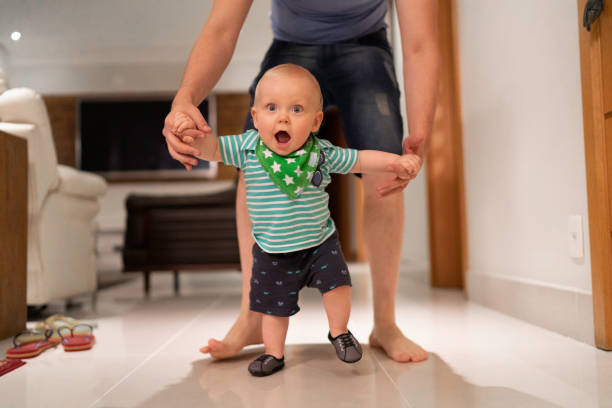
[568, 215, 584, 258]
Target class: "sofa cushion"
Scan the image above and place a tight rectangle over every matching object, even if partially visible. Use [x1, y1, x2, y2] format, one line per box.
[57, 165, 108, 198]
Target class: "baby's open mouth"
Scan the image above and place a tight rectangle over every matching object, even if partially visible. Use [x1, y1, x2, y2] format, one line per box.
[275, 131, 291, 144]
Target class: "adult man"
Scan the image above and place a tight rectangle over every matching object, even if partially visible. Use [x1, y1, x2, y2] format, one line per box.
[162, 0, 439, 362]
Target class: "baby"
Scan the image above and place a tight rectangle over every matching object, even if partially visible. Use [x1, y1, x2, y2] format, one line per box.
[174, 64, 421, 376]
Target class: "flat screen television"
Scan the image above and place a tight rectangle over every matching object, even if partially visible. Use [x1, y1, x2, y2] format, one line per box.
[78, 97, 216, 180]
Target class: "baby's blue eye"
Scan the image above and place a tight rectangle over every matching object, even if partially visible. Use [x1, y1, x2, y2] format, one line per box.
[291, 106, 303, 113]
[267, 104, 277, 112]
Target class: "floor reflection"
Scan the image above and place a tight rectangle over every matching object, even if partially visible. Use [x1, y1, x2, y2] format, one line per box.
[376, 350, 561, 407]
[133, 345, 561, 408]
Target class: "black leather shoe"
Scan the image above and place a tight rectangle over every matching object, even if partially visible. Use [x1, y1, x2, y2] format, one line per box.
[248, 354, 285, 377]
[328, 331, 362, 363]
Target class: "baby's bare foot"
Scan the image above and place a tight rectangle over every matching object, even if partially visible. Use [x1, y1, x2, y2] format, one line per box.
[369, 324, 428, 363]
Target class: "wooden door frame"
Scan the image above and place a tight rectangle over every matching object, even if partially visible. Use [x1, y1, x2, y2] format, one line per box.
[577, 0, 612, 350]
[426, 0, 467, 289]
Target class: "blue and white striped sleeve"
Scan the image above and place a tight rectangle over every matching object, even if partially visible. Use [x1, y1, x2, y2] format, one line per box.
[218, 133, 247, 169]
[319, 139, 359, 174]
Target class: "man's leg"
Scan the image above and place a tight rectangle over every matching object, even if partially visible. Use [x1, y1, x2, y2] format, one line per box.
[361, 173, 428, 363]
[199, 172, 263, 358]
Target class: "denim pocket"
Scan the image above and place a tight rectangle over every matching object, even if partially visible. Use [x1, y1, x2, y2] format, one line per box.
[356, 28, 393, 56]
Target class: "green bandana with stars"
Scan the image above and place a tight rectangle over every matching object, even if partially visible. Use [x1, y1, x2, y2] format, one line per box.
[255, 136, 321, 199]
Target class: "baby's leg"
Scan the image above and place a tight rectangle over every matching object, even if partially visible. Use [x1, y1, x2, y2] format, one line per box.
[248, 314, 288, 376]
[323, 285, 362, 363]
[262, 314, 289, 359]
[322, 286, 351, 338]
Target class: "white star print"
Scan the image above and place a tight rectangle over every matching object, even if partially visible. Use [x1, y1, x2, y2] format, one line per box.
[295, 149, 306, 156]
[271, 161, 281, 172]
[286, 158, 296, 164]
[263, 149, 273, 158]
[295, 186, 303, 194]
[306, 171, 313, 179]
[295, 167, 302, 176]
[284, 174, 294, 185]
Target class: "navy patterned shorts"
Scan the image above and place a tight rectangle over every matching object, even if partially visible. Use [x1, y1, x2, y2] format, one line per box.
[249, 231, 352, 317]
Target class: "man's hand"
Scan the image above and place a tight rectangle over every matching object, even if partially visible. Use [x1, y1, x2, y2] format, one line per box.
[374, 133, 428, 197]
[162, 104, 212, 170]
[402, 134, 425, 158]
[376, 153, 423, 198]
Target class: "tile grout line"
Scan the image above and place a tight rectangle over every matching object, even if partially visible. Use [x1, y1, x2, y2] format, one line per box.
[87, 294, 227, 408]
[369, 349, 414, 408]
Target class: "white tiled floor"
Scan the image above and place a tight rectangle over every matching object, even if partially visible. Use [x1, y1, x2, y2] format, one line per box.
[1, 264, 611, 407]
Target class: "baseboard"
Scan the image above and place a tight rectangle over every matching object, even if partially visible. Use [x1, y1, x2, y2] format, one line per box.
[467, 271, 595, 346]
[400, 260, 430, 285]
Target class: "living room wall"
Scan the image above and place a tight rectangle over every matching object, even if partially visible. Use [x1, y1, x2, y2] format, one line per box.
[2, 0, 431, 275]
[0, 0, 273, 94]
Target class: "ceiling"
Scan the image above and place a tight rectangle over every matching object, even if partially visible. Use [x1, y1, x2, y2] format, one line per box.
[0, 1, 221, 64]
[0, 1, 273, 94]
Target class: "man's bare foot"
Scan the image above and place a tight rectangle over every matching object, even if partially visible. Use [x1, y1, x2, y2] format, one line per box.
[369, 324, 428, 363]
[199, 313, 263, 360]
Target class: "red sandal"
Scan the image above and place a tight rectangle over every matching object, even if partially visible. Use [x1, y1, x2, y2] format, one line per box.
[6, 329, 60, 359]
[58, 324, 95, 352]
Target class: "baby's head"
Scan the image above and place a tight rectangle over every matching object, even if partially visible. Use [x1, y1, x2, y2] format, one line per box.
[251, 64, 324, 156]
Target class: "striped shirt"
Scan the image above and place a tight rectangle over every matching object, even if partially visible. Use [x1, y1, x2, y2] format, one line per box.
[219, 129, 359, 253]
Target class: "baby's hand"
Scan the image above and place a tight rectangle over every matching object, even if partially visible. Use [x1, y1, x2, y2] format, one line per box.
[388, 153, 422, 179]
[172, 112, 197, 141]
[376, 153, 423, 198]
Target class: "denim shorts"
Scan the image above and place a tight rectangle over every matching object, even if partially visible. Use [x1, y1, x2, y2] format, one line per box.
[243, 28, 403, 155]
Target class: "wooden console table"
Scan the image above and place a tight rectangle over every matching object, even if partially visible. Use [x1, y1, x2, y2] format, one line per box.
[0, 131, 28, 340]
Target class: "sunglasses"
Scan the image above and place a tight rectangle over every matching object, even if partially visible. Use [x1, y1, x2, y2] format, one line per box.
[57, 324, 94, 339]
[311, 151, 326, 187]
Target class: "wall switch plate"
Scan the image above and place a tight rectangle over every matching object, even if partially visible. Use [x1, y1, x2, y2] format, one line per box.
[568, 215, 584, 258]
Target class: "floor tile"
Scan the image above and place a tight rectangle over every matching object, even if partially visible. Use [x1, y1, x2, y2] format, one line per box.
[1, 265, 611, 408]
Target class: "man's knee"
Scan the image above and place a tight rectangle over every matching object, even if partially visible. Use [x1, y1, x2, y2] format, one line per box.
[361, 173, 398, 199]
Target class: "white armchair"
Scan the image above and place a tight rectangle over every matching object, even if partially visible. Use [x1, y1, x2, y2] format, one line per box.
[0, 83, 107, 306]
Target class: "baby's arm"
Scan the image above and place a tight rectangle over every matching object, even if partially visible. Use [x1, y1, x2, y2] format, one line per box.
[192, 133, 222, 162]
[173, 112, 222, 162]
[351, 150, 422, 178]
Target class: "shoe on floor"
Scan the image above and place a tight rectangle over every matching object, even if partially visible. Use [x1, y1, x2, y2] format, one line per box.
[6, 329, 60, 359]
[58, 324, 95, 352]
[328, 330, 362, 363]
[248, 354, 285, 377]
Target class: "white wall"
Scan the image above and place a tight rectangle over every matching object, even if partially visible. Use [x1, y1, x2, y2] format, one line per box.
[457, 0, 594, 344]
[0, 0, 273, 94]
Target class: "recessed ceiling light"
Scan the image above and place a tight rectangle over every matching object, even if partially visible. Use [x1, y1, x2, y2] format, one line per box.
[10, 32, 22, 41]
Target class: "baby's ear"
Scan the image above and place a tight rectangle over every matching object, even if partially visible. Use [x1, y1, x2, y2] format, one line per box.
[312, 110, 324, 132]
[251, 107, 259, 128]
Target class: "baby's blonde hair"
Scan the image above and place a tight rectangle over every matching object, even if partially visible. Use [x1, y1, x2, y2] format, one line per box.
[255, 63, 323, 109]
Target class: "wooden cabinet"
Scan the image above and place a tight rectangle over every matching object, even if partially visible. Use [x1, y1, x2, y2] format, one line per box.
[0, 131, 27, 340]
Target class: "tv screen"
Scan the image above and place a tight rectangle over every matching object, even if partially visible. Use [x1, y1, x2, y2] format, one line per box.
[79, 98, 215, 180]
